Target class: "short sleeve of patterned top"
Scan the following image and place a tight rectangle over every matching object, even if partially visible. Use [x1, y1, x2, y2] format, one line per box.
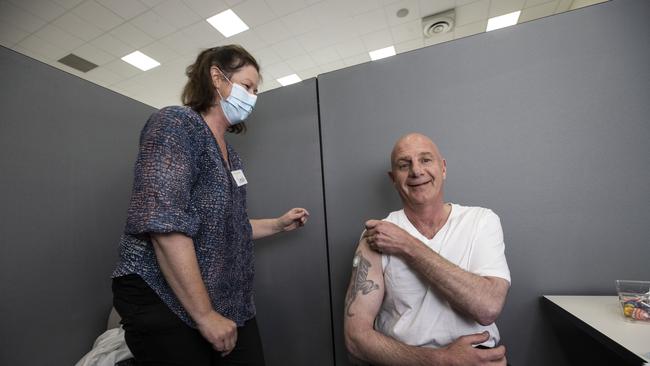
[112, 106, 254, 327]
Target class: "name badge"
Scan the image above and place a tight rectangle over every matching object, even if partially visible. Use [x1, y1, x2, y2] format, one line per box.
[231, 169, 248, 187]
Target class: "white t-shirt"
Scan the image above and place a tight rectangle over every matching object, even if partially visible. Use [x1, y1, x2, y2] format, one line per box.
[374, 203, 511, 348]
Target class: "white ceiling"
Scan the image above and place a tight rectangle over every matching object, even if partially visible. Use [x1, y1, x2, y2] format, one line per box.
[1, 0, 606, 108]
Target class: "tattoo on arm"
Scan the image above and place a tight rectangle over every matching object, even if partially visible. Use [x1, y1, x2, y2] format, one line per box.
[345, 251, 379, 317]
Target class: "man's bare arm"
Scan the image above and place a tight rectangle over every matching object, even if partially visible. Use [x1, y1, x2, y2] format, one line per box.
[344, 239, 446, 365]
[363, 221, 509, 325]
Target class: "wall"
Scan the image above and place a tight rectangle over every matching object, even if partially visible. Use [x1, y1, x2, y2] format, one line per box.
[229, 78, 334, 366]
[0, 46, 155, 365]
[318, 1, 650, 365]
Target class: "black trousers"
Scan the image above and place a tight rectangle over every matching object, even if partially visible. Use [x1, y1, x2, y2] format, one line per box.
[113, 274, 265, 366]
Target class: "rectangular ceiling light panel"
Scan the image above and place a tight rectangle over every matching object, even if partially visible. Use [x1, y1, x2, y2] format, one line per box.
[369, 46, 396, 61]
[277, 74, 302, 86]
[486, 11, 521, 32]
[207, 9, 249, 37]
[122, 51, 160, 71]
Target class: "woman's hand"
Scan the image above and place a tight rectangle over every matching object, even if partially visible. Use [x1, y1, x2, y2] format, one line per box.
[276, 208, 310, 232]
[196, 311, 238, 357]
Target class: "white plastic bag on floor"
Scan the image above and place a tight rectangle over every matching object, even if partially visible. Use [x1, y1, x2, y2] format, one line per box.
[75, 326, 133, 366]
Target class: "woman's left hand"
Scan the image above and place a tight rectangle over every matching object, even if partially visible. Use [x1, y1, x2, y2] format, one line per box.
[277, 208, 310, 232]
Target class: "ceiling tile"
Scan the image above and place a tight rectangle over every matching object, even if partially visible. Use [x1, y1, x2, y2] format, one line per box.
[390, 19, 421, 43]
[8, 0, 66, 22]
[296, 27, 337, 53]
[73, 1, 125, 31]
[309, 46, 341, 65]
[253, 47, 282, 68]
[110, 22, 155, 49]
[228, 30, 268, 51]
[319, 59, 345, 74]
[456, 0, 489, 26]
[520, 0, 559, 22]
[264, 62, 294, 78]
[225, 0, 246, 7]
[233, 0, 276, 27]
[53, 12, 104, 41]
[0, 1, 48, 33]
[280, 6, 320, 36]
[18, 35, 68, 61]
[453, 19, 487, 39]
[384, 0, 420, 26]
[183, 0, 229, 16]
[334, 37, 366, 58]
[555, 0, 572, 12]
[6, 0, 66, 22]
[0, 23, 29, 46]
[131, 9, 177, 38]
[343, 53, 370, 67]
[160, 30, 204, 55]
[338, 0, 382, 17]
[85, 66, 123, 86]
[254, 19, 294, 45]
[153, 0, 201, 29]
[354, 8, 389, 35]
[90, 33, 133, 57]
[285, 53, 317, 71]
[35, 25, 86, 51]
[307, 1, 346, 27]
[360, 28, 394, 50]
[97, 0, 148, 20]
[140, 40, 181, 64]
[53, 0, 85, 9]
[140, 0, 165, 7]
[524, 0, 552, 6]
[103, 58, 141, 78]
[180, 21, 225, 50]
[394, 37, 423, 53]
[489, 0, 526, 17]
[266, 0, 308, 17]
[296, 66, 320, 80]
[73, 42, 115, 65]
[418, 0, 455, 17]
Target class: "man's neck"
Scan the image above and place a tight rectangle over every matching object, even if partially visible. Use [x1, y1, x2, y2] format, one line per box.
[403, 201, 452, 240]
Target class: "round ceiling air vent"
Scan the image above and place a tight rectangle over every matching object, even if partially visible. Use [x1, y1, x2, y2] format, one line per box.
[422, 9, 456, 38]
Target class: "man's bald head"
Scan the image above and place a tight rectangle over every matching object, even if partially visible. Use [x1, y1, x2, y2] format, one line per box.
[391, 133, 442, 167]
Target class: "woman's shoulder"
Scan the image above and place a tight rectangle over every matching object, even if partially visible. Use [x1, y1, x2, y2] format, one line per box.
[144, 106, 205, 136]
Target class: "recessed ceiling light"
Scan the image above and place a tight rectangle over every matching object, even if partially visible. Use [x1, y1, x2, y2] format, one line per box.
[486, 11, 521, 32]
[369, 46, 396, 61]
[121, 51, 160, 71]
[396, 8, 409, 18]
[277, 74, 302, 86]
[206, 9, 249, 38]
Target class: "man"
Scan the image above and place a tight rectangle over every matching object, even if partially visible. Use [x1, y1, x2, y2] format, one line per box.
[344, 133, 511, 366]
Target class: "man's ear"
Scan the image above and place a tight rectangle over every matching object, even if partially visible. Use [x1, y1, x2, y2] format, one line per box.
[387, 170, 395, 183]
[442, 159, 447, 180]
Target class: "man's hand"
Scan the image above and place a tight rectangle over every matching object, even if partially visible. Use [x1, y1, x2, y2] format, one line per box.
[363, 220, 421, 256]
[443, 332, 507, 366]
[195, 311, 238, 357]
[276, 208, 310, 232]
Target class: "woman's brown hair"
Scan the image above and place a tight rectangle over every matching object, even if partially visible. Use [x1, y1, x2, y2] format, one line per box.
[182, 45, 259, 134]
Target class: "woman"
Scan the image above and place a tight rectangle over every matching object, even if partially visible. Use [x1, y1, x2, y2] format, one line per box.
[111, 45, 309, 366]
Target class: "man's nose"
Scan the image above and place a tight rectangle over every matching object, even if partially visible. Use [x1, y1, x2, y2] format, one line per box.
[409, 162, 423, 176]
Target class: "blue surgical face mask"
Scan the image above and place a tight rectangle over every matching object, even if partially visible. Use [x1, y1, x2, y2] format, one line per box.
[216, 71, 257, 126]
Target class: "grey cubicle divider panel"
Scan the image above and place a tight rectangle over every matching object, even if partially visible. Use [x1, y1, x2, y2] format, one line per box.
[228, 78, 334, 366]
[317, 1, 650, 366]
[0, 47, 155, 365]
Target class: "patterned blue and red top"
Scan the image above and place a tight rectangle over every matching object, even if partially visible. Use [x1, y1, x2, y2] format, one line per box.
[112, 106, 254, 327]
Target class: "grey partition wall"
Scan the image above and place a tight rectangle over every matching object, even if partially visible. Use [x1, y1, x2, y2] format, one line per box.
[0, 47, 155, 365]
[318, 1, 650, 366]
[229, 78, 334, 366]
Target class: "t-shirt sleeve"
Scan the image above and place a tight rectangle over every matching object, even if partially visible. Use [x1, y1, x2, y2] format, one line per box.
[124, 109, 199, 238]
[469, 209, 511, 283]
